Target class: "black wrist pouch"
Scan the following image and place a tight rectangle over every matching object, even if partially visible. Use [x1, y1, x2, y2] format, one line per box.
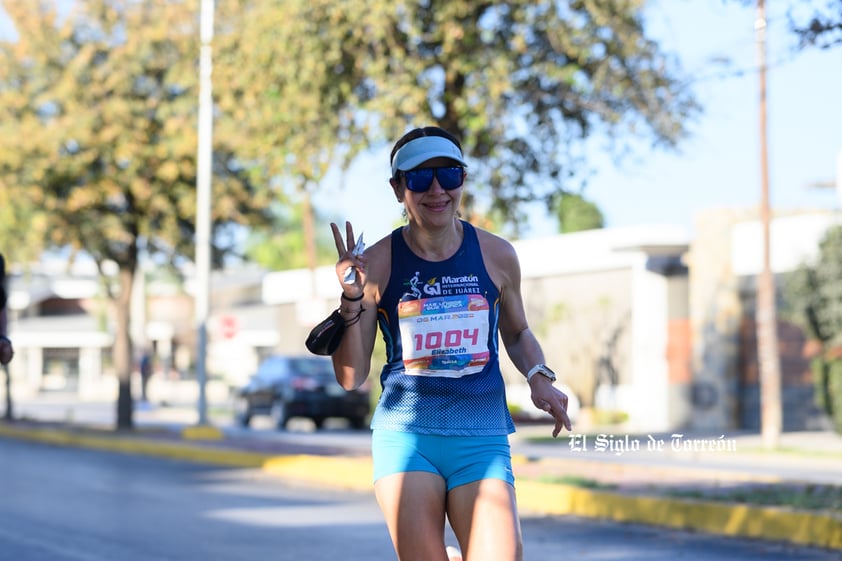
[305, 309, 345, 356]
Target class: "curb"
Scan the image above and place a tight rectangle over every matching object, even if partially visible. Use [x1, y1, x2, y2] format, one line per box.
[0, 422, 268, 468]
[1, 422, 840, 551]
[514, 480, 842, 550]
[263, 454, 374, 492]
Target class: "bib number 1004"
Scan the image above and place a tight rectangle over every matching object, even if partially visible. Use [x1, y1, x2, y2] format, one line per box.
[413, 328, 480, 351]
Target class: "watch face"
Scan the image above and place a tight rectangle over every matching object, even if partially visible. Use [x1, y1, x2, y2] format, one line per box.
[540, 366, 556, 381]
[528, 364, 557, 383]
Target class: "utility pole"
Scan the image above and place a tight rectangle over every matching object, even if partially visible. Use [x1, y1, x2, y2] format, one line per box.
[194, 0, 215, 426]
[755, 0, 782, 449]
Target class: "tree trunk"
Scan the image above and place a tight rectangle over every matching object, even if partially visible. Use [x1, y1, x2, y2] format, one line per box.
[115, 266, 136, 430]
[301, 187, 318, 273]
[301, 185, 320, 299]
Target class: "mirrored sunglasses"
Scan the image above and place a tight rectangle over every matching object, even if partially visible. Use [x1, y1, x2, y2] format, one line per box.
[402, 166, 464, 193]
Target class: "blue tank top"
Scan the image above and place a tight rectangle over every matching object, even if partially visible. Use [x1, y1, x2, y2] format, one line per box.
[371, 221, 515, 436]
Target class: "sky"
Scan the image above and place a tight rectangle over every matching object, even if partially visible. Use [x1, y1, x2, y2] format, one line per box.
[2, 1, 840, 245]
[315, 0, 842, 242]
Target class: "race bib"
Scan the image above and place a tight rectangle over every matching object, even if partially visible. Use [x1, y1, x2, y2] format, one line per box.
[398, 294, 490, 377]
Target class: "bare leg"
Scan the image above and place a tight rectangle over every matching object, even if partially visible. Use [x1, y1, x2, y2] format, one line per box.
[446, 479, 522, 561]
[374, 471, 451, 561]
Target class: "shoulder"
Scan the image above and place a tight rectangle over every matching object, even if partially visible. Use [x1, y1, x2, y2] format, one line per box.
[472, 225, 519, 267]
[470, 224, 521, 294]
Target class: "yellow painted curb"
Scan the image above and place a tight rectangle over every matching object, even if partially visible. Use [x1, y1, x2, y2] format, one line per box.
[515, 480, 842, 551]
[0, 422, 268, 468]
[262, 454, 373, 492]
[181, 425, 225, 441]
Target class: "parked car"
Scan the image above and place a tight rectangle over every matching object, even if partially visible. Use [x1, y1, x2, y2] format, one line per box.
[234, 355, 370, 430]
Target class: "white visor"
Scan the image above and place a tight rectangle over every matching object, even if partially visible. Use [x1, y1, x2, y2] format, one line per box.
[391, 136, 467, 177]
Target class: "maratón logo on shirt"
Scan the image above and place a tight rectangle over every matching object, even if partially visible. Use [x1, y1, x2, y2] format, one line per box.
[403, 271, 481, 299]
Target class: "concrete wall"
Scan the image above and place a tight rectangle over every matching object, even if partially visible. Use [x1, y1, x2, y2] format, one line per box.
[687, 209, 749, 431]
[689, 209, 842, 431]
[515, 267, 633, 408]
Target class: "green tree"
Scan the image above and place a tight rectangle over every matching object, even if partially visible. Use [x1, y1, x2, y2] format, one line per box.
[0, 0, 274, 429]
[555, 192, 605, 233]
[350, 1, 699, 232]
[214, 0, 373, 271]
[783, 225, 842, 433]
[211, 0, 697, 234]
[244, 202, 338, 270]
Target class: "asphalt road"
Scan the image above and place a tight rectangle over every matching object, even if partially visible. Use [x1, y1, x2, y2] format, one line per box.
[0, 438, 838, 561]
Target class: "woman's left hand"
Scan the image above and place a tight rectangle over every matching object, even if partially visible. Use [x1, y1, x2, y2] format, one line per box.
[529, 376, 572, 437]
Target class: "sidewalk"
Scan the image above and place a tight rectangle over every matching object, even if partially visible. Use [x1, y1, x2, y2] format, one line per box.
[1, 400, 840, 551]
[510, 424, 842, 487]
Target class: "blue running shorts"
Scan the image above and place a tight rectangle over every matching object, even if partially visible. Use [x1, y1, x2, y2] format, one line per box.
[371, 430, 515, 491]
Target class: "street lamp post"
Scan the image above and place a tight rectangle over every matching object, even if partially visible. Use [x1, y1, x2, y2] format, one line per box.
[194, 0, 215, 426]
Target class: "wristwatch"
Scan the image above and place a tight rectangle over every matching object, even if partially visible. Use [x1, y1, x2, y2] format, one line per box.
[527, 364, 556, 383]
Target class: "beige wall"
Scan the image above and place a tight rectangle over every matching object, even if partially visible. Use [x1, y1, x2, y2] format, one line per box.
[513, 268, 633, 407]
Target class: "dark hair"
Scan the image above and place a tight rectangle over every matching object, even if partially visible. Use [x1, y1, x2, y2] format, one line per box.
[389, 126, 462, 179]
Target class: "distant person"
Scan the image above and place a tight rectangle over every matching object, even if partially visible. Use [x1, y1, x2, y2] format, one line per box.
[0, 253, 13, 365]
[139, 351, 152, 402]
[328, 126, 572, 561]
